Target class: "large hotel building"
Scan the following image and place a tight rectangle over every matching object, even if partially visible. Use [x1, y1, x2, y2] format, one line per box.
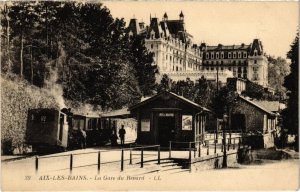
[128, 12, 268, 86]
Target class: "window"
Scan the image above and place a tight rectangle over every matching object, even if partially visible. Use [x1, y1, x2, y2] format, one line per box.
[228, 67, 231, 71]
[233, 52, 236, 58]
[238, 52, 241, 58]
[211, 52, 214, 59]
[221, 67, 223, 70]
[228, 52, 232, 58]
[221, 52, 224, 59]
[243, 52, 247, 58]
[254, 60, 257, 64]
[216, 52, 219, 59]
[151, 44, 153, 49]
[206, 53, 209, 59]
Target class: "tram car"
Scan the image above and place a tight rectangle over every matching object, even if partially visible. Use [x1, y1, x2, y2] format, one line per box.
[26, 108, 70, 152]
[26, 108, 112, 152]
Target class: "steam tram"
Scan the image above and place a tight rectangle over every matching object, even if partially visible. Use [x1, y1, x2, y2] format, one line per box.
[25, 108, 113, 153]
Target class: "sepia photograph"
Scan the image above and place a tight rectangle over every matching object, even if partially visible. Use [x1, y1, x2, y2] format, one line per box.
[0, 1, 299, 191]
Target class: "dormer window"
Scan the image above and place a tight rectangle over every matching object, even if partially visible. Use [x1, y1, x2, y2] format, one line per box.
[254, 50, 258, 56]
[206, 53, 209, 59]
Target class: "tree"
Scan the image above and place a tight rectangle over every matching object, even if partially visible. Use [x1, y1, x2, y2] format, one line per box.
[267, 56, 290, 99]
[129, 35, 157, 96]
[194, 76, 217, 108]
[157, 74, 172, 93]
[282, 32, 298, 150]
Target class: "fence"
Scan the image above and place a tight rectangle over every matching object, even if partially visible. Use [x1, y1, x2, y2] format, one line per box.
[34, 145, 160, 174]
[168, 134, 250, 171]
[169, 135, 247, 160]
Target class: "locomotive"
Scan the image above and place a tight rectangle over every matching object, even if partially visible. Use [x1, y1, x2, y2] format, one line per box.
[25, 108, 112, 153]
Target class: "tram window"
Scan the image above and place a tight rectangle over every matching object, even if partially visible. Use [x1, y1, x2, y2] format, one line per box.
[73, 119, 85, 130]
[32, 111, 55, 123]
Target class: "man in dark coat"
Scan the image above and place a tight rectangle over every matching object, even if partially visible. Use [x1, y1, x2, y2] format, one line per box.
[118, 125, 126, 146]
[79, 129, 87, 149]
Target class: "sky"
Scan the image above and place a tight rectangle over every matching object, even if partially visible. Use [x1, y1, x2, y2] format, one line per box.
[103, 1, 298, 59]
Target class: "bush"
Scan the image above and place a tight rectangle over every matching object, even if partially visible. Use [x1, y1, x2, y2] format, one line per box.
[1, 74, 59, 154]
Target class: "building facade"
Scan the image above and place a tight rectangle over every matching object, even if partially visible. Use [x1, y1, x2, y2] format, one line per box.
[128, 12, 268, 86]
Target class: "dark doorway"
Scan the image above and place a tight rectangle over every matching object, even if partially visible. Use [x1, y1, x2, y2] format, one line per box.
[231, 114, 246, 131]
[157, 116, 176, 146]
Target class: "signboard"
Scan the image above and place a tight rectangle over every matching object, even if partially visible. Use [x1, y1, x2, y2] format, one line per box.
[141, 119, 150, 132]
[182, 115, 192, 130]
[158, 113, 174, 117]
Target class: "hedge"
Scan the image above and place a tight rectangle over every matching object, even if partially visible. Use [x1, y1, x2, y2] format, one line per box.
[1, 74, 59, 154]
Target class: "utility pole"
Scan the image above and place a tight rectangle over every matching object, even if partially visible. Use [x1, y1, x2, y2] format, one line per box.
[222, 114, 228, 168]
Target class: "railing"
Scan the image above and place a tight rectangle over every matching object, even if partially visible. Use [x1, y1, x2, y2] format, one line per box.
[34, 145, 161, 174]
[169, 135, 246, 160]
[168, 135, 249, 171]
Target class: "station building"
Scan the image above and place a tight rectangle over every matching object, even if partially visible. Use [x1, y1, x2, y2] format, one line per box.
[129, 91, 210, 146]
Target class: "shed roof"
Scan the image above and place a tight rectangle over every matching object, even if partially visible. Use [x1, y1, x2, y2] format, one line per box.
[130, 91, 210, 112]
[100, 108, 131, 118]
[238, 96, 277, 116]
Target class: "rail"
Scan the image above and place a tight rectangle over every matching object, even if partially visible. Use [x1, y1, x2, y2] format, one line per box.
[35, 145, 161, 174]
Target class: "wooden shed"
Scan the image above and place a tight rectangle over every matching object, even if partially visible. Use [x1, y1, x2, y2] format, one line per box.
[129, 91, 210, 146]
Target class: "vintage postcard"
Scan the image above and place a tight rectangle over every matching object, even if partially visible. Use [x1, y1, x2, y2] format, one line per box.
[1, 1, 299, 191]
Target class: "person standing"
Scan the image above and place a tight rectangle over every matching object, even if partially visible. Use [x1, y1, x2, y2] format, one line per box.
[118, 125, 126, 146]
[110, 130, 118, 147]
[80, 129, 87, 149]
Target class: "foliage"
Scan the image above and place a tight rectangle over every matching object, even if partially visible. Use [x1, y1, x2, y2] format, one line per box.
[267, 55, 290, 99]
[157, 74, 172, 93]
[1, 2, 157, 110]
[282, 33, 298, 141]
[129, 35, 157, 96]
[211, 86, 238, 119]
[157, 75, 218, 110]
[1, 74, 59, 154]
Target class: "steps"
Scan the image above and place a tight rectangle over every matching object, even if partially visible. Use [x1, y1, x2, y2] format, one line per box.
[123, 158, 189, 175]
